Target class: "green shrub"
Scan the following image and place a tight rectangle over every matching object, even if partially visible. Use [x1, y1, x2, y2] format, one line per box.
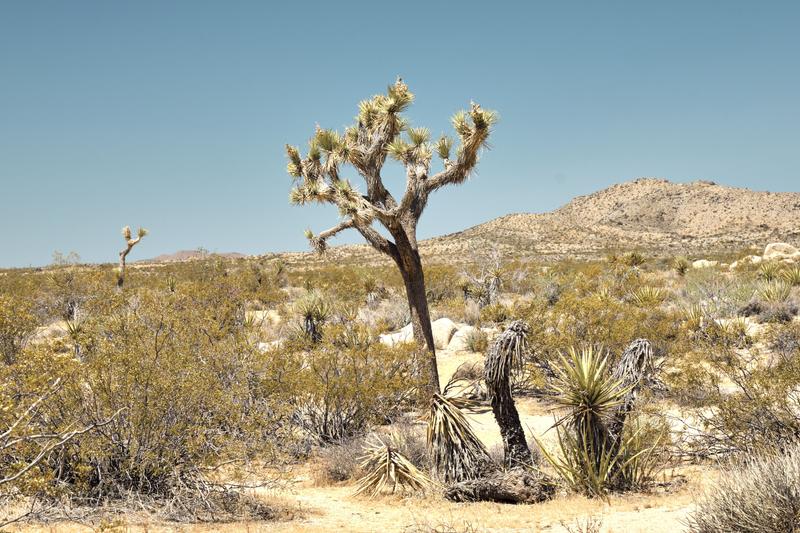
[757, 281, 792, 303]
[480, 302, 510, 324]
[286, 331, 423, 443]
[3, 283, 296, 518]
[0, 295, 38, 364]
[621, 251, 646, 268]
[465, 329, 488, 353]
[535, 346, 667, 496]
[629, 286, 668, 307]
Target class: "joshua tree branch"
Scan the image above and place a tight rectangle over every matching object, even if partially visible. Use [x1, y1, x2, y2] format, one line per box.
[356, 225, 399, 262]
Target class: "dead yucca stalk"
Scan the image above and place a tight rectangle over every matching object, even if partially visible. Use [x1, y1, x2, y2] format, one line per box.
[354, 435, 432, 498]
[485, 320, 534, 467]
[427, 394, 492, 483]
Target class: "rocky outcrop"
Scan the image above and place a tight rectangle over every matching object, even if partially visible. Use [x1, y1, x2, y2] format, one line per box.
[692, 259, 718, 269]
[763, 242, 800, 262]
[447, 325, 478, 352]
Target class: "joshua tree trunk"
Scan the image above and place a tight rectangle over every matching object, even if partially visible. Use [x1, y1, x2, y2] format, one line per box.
[394, 237, 439, 395]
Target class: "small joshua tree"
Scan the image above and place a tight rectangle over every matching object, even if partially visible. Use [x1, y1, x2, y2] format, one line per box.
[117, 226, 148, 288]
[285, 79, 496, 395]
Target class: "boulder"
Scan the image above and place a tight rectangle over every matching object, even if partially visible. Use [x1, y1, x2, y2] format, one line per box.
[432, 318, 458, 350]
[379, 323, 413, 347]
[447, 325, 478, 352]
[764, 243, 800, 261]
[692, 259, 718, 269]
[731, 255, 764, 270]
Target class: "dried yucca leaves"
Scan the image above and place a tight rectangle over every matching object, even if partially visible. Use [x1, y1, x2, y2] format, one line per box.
[427, 394, 492, 483]
[354, 435, 432, 498]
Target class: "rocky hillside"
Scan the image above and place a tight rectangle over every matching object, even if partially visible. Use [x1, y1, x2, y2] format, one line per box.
[147, 178, 800, 266]
[418, 178, 800, 260]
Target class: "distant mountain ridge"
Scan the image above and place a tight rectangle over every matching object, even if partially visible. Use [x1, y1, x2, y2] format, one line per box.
[149, 178, 800, 265]
[144, 250, 247, 263]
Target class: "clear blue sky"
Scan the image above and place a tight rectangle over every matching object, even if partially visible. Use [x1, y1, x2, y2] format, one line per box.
[1, 1, 798, 267]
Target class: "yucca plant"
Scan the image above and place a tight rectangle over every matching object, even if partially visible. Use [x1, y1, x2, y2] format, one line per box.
[757, 281, 792, 303]
[354, 434, 433, 498]
[427, 394, 492, 483]
[682, 305, 705, 334]
[535, 343, 665, 496]
[535, 346, 626, 496]
[672, 256, 690, 277]
[758, 262, 782, 282]
[622, 251, 646, 268]
[781, 265, 800, 287]
[629, 286, 668, 307]
[295, 291, 331, 343]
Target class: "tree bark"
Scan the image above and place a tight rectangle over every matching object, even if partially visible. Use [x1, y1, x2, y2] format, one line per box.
[394, 239, 440, 396]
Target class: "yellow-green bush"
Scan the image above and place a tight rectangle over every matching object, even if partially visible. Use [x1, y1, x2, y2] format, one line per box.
[283, 325, 424, 443]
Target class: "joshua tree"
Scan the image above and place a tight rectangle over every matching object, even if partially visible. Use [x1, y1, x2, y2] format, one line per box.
[117, 226, 148, 288]
[285, 79, 496, 394]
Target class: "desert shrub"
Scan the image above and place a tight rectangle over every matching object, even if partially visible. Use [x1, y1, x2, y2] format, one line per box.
[465, 329, 488, 353]
[480, 302, 510, 324]
[561, 516, 604, 533]
[0, 295, 38, 364]
[294, 290, 331, 342]
[737, 299, 764, 317]
[360, 295, 409, 333]
[423, 264, 460, 304]
[314, 438, 365, 484]
[237, 261, 288, 306]
[463, 299, 481, 325]
[757, 301, 798, 324]
[2, 283, 296, 518]
[286, 333, 423, 443]
[683, 268, 758, 318]
[520, 289, 682, 374]
[694, 340, 800, 455]
[621, 251, 646, 268]
[375, 423, 430, 471]
[688, 443, 800, 533]
[768, 321, 800, 363]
